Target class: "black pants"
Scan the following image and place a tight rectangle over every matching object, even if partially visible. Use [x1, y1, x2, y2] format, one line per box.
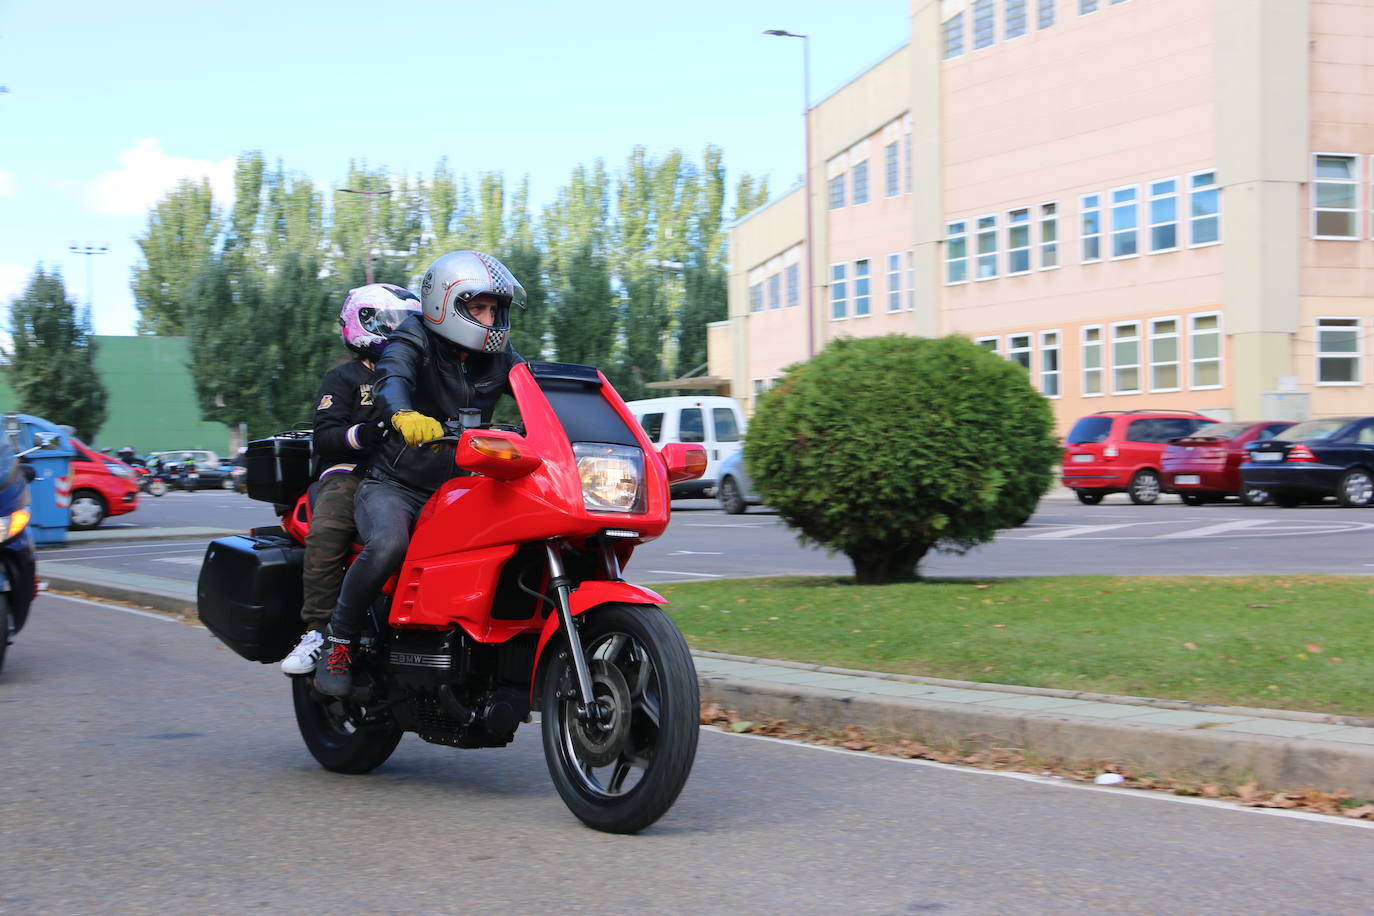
[300, 473, 360, 631]
[327, 477, 430, 641]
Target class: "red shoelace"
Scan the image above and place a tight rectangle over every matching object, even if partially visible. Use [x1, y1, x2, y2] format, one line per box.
[325, 643, 352, 674]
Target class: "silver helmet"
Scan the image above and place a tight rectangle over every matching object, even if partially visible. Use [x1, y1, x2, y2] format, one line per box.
[418, 250, 526, 352]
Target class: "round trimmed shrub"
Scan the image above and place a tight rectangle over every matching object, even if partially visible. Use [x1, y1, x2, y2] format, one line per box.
[745, 334, 1058, 584]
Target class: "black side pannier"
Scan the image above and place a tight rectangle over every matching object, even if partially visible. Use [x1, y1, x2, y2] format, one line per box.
[197, 534, 304, 663]
[245, 431, 313, 505]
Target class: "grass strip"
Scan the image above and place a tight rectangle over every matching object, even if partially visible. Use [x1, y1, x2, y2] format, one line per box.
[658, 574, 1374, 717]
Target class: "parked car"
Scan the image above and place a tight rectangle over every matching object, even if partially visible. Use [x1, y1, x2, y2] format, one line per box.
[715, 450, 763, 514]
[146, 450, 235, 490]
[1241, 415, 1374, 508]
[627, 396, 746, 499]
[68, 437, 139, 530]
[1061, 409, 1220, 505]
[1161, 420, 1297, 505]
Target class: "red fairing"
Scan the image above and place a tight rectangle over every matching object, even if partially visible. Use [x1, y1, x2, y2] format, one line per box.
[282, 492, 311, 545]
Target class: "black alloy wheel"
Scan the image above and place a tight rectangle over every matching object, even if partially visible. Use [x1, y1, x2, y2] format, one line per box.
[1240, 486, 1270, 507]
[541, 603, 699, 834]
[292, 676, 402, 774]
[1074, 490, 1105, 505]
[1128, 469, 1162, 505]
[0, 597, 11, 675]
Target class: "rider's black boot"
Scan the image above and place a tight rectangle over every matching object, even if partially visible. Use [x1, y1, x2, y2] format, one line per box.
[313, 628, 355, 697]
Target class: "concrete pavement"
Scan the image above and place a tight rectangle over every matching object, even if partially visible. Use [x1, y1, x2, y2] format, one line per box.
[36, 524, 1374, 800]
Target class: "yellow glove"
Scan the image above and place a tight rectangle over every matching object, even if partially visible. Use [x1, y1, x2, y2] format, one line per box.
[391, 410, 444, 448]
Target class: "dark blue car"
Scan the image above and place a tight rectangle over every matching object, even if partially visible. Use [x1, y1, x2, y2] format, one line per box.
[1241, 415, 1374, 507]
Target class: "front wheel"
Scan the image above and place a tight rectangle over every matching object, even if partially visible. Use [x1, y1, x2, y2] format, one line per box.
[0, 597, 11, 675]
[1337, 469, 1374, 508]
[541, 603, 699, 834]
[147, 478, 168, 497]
[1128, 469, 1161, 505]
[292, 676, 402, 774]
[719, 476, 747, 515]
[68, 489, 107, 530]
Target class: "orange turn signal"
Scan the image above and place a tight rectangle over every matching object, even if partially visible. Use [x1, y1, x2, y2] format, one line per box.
[469, 435, 525, 462]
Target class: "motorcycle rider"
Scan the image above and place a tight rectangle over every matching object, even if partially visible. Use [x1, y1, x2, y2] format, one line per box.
[314, 250, 525, 696]
[280, 283, 422, 675]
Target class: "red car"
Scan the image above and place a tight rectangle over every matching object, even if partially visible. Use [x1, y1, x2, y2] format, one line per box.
[67, 437, 139, 530]
[1161, 421, 1297, 505]
[1061, 410, 1219, 504]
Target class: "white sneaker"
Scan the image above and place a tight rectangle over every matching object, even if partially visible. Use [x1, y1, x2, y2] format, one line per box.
[281, 630, 324, 675]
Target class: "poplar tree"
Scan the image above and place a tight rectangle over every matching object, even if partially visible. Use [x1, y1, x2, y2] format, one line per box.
[132, 178, 218, 335]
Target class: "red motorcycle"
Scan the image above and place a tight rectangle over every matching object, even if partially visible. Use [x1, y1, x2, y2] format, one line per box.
[198, 361, 706, 833]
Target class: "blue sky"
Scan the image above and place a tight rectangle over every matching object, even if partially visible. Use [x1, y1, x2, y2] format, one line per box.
[0, 0, 909, 335]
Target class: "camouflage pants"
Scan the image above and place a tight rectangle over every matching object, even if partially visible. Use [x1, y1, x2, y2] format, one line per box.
[301, 472, 361, 630]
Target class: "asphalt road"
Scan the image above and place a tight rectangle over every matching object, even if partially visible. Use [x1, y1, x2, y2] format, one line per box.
[47, 491, 1374, 584]
[4, 593, 1372, 914]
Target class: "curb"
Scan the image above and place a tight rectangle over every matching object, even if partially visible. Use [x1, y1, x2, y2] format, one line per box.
[44, 576, 196, 617]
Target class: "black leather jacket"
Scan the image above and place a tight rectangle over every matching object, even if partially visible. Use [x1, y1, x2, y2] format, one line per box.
[369, 314, 523, 493]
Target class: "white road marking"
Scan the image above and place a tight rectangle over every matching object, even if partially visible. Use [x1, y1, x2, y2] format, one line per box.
[1157, 519, 1270, 539]
[715, 729, 1374, 831]
[669, 550, 724, 556]
[685, 523, 774, 529]
[646, 570, 722, 578]
[1026, 523, 1141, 539]
[42, 592, 178, 622]
[154, 557, 204, 565]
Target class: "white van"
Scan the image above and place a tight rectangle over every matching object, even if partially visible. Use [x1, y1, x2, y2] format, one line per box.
[626, 395, 747, 498]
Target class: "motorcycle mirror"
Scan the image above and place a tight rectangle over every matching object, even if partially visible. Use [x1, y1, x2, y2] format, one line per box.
[660, 444, 707, 484]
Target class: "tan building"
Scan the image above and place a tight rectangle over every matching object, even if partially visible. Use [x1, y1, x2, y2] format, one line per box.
[720, 0, 1374, 434]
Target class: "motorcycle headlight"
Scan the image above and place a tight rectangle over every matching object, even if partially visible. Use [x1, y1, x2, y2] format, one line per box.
[0, 507, 30, 540]
[574, 443, 645, 514]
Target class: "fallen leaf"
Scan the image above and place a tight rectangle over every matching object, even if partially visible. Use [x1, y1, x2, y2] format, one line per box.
[1330, 657, 1343, 664]
[1248, 603, 1272, 608]
[1183, 642, 1198, 650]
[991, 624, 1007, 629]
[1344, 805, 1374, 819]
[1305, 643, 1322, 653]
[729, 721, 753, 733]
[974, 584, 990, 590]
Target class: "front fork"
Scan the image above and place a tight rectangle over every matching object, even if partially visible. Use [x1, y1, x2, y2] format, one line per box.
[545, 539, 620, 723]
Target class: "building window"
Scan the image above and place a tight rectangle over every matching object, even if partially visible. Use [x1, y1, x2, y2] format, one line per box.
[785, 263, 799, 308]
[973, 0, 995, 49]
[749, 282, 763, 313]
[1081, 194, 1102, 262]
[1080, 0, 1098, 12]
[1313, 154, 1359, 240]
[976, 336, 1000, 355]
[1189, 170, 1220, 246]
[1004, 0, 1027, 38]
[1082, 325, 1103, 396]
[884, 142, 899, 198]
[1189, 313, 1222, 388]
[1038, 0, 1055, 28]
[887, 253, 902, 312]
[905, 251, 915, 310]
[767, 273, 781, 310]
[1149, 317, 1180, 391]
[943, 12, 965, 58]
[1007, 333, 1032, 370]
[852, 160, 869, 206]
[830, 264, 848, 319]
[975, 214, 998, 279]
[1039, 202, 1058, 268]
[946, 220, 968, 284]
[1040, 330, 1061, 397]
[1317, 317, 1361, 384]
[1110, 186, 1139, 258]
[853, 259, 871, 316]
[1006, 208, 1031, 274]
[1112, 321, 1141, 393]
[1149, 178, 1178, 252]
[828, 174, 845, 210]
[903, 134, 912, 193]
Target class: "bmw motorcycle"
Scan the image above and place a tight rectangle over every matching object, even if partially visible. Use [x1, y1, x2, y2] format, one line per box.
[198, 361, 707, 834]
[0, 438, 49, 675]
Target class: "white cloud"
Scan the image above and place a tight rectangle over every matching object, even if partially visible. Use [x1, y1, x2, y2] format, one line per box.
[84, 138, 236, 216]
[0, 263, 30, 306]
[0, 171, 15, 199]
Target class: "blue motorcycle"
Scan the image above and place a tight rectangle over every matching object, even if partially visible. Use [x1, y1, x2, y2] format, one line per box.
[0, 436, 49, 675]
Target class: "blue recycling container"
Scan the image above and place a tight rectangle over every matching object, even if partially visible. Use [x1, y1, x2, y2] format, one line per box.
[3, 414, 74, 546]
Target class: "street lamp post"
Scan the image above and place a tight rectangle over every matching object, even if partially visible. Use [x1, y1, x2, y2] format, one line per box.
[764, 29, 815, 359]
[67, 243, 109, 313]
[339, 187, 394, 284]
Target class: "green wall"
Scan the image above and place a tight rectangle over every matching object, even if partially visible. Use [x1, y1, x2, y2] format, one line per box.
[0, 336, 231, 454]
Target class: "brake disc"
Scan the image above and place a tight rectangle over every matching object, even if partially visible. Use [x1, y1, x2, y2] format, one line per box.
[569, 658, 633, 767]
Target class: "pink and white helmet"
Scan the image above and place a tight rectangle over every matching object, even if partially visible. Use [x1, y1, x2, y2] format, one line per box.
[339, 283, 422, 357]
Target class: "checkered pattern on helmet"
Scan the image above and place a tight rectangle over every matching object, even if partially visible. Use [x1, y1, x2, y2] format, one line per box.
[484, 329, 507, 352]
[473, 252, 511, 297]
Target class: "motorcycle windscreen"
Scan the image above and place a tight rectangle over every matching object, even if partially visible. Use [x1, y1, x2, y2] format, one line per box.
[527, 362, 639, 448]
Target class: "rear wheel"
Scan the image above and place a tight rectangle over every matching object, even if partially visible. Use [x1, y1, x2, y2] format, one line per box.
[292, 676, 402, 774]
[68, 489, 107, 530]
[719, 476, 747, 515]
[1240, 486, 1270, 507]
[0, 597, 11, 675]
[1336, 469, 1374, 508]
[1074, 490, 1105, 505]
[147, 478, 168, 497]
[1128, 469, 1161, 505]
[541, 603, 699, 834]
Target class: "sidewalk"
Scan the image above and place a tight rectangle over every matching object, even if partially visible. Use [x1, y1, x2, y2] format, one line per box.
[41, 526, 1374, 799]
